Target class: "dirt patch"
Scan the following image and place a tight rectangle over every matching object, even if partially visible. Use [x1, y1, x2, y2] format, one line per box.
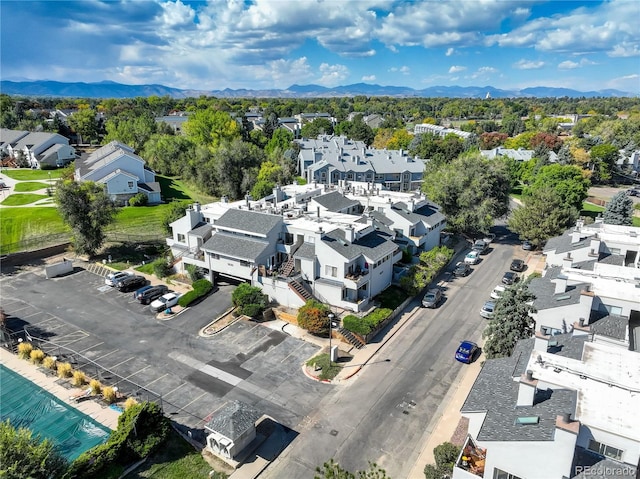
[201, 308, 241, 336]
[201, 449, 235, 475]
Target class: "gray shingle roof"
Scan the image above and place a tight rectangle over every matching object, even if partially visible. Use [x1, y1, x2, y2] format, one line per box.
[312, 191, 360, 213]
[202, 232, 270, 261]
[214, 208, 282, 236]
[189, 223, 212, 237]
[462, 339, 577, 442]
[591, 315, 628, 341]
[571, 456, 636, 479]
[323, 229, 398, 261]
[75, 141, 141, 179]
[527, 273, 590, 311]
[547, 333, 588, 360]
[138, 181, 160, 192]
[294, 242, 316, 260]
[0, 128, 29, 147]
[204, 400, 262, 440]
[543, 230, 591, 255]
[392, 202, 445, 227]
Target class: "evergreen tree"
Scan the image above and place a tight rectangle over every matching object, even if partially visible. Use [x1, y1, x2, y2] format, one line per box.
[483, 281, 536, 359]
[603, 191, 634, 225]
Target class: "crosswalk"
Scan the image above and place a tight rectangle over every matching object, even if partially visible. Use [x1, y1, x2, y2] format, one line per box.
[81, 262, 112, 278]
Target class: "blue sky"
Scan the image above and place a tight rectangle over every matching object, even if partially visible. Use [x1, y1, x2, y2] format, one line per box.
[1, 0, 639, 93]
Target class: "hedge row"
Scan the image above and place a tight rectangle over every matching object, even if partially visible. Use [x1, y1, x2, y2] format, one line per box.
[178, 279, 213, 307]
[342, 308, 393, 336]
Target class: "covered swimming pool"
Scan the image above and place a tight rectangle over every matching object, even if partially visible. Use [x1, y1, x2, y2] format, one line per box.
[0, 364, 111, 461]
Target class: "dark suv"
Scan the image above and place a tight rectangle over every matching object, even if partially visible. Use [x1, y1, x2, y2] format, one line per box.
[116, 275, 148, 293]
[137, 285, 169, 305]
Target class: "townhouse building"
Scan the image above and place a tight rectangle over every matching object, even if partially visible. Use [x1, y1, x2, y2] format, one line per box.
[413, 123, 473, 140]
[0, 128, 76, 168]
[296, 135, 425, 192]
[166, 182, 445, 312]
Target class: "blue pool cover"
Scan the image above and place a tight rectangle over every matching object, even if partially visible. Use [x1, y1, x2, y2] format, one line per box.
[0, 364, 111, 461]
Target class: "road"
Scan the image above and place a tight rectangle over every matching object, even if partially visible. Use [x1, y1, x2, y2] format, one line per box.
[263, 232, 520, 478]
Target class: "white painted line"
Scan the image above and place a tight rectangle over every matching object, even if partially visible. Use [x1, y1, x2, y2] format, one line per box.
[95, 349, 120, 360]
[22, 311, 44, 319]
[124, 365, 151, 379]
[143, 374, 168, 388]
[108, 357, 135, 369]
[78, 342, 104, 353]
[163, 383, 188, 398]
[280, 342, 306, 363]
[181, 392, 208, 409]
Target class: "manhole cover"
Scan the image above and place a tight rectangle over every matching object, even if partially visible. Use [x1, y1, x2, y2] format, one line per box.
[330, 430, 338, 436]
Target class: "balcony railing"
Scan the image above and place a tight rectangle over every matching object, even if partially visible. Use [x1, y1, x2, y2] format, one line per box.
[456, 436, 487, 477]
[345, 269, 369, 281]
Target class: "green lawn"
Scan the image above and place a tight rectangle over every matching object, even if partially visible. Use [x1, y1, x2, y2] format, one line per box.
[0, 207, 69, 252]
[2, 169, 65, 181]
[13, 181, 50, 192]
[157, 175, 216, 204]
[105, 204, 173, 236]
[581, 202, 605, 221]
[1, 193, 48, 206]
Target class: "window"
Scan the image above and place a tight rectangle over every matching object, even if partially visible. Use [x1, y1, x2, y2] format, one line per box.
[127, 181, 134, 188]
[210, 253, 219, 260]
[493, 469, 522, 479]
[588, 440, 623, 460]
[177, 233, 185, 243]
[325, 265, 337, 277]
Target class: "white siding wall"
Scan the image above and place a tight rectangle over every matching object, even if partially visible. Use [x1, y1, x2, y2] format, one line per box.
[256, 277, 306, 309]
[533, 300, 591, 334]
[105, 173, 138, 195]
[577, 424, 640, 466]
[83, 154, 144, 182]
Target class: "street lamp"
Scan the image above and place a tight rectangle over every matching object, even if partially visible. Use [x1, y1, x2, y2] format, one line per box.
[328, 312, 337, 364]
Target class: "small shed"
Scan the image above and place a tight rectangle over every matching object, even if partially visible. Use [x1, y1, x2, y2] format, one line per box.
[204, 401, 262, 460]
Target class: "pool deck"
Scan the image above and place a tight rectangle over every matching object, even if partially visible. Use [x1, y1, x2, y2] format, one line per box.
[1, 348, 121, 430]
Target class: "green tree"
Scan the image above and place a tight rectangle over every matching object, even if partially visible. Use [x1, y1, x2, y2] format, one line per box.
[55, 180, 117, 256]
[211, 139, 265, 199]
[162, 200, 191, 234]
[301, 118, 334, 138]
[525, 164, 590, 211]
[421, 153, 511, 235]
[183, 109, 240, 150]
[400, 246, 454, 295]
[589, 143, 619, 183]
[265, 129, 294, 157]
[231, 283, 267, 317]
[423, 442, 461, 479]
[483, 281, 536, 359]
[0, 419, 68, 479]
[67, 107, 99, 144]
[509, 187, 578, 247]
[603, 191, 634, 225]
[315, 459, 389, 479]
[297, 299, 330, 335]
[142, 134, 193, 176]
[103, 113, 157, 152]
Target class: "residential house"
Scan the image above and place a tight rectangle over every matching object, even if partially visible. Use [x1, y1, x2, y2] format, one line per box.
[1, 129, 76, 168]
[75, 141, 160, 204]
[480, 146, 559, 163]
[414, 123, 473, 140]
[155, 113, 190, 134]
[167, 182, 444, 312]
[296, 135, 425, 192]
[454, 334, 639, 479]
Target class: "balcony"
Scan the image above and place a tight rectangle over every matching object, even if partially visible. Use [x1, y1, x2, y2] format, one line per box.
[344, 268, 369, 287]
[454, 436, 486, 478]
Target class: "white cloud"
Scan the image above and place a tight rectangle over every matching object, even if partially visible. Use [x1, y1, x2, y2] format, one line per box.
[609, 42, 640, 58]
[400, 66, 410, 75]
[477, 66, 497, 73]
[513, 59, 545, 70]
[446, 47, 455, 56]
[317, 63, 349, 87]
[159, 0, 195, 27]
[362, 75, 376, 82]
[606, 73, 640, 91]
[558, 58, 596, 70]
[449, 65, 466, 73]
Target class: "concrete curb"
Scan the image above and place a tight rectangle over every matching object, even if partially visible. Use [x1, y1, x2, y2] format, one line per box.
[198, 306, 239, 337]
[156, 306, 189, 321]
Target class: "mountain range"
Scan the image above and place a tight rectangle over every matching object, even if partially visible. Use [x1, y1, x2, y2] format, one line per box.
[0, 79, 636, 99]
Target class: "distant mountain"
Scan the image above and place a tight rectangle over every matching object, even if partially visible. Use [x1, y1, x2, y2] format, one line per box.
[0, 79, 635, 99]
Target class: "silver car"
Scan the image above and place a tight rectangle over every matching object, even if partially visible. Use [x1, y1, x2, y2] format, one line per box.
[480, 300, 496, 319]
[422, 288, 443, 308]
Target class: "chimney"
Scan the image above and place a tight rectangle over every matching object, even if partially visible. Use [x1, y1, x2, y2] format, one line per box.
[193, 202, 201, 212]
[221, 196, 228, 204]
[562, 412, 572, 423]
[563, 252, 573, 270]
[555, 274, 568, 294]
[526, 370, 534, 381]
[345, 226, 355, 243]
[570, 230, 582, 243]
[317, 206, 321, 219]
[517, 380, 536, 406]
[407, 199, 415, 212]
[361, 147, 366, 156]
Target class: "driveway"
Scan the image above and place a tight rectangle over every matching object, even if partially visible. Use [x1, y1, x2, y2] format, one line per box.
[1, 266, 330, 434]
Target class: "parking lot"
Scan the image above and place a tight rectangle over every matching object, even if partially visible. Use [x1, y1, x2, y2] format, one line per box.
[1, 265, 330, 433]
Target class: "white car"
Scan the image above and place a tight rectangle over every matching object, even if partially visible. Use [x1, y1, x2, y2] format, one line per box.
[150, 292, 181, 312]
[105, 271, 132, 287]
[490, 285, 506, 299]
[464, 250, 480, 265]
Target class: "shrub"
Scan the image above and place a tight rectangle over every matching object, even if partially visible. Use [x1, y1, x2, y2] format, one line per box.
[342, 308, 393, 336]
[42, 356, 57, 370]
[17, 342, 33, 359]
[128, 192, 148, 207]
[297, 299, 330, 335]
[152, 258, 172, 278]
[185, 263, 201, 282]
[102, 386, 117, 404]
[30, 349, 46, 364]
[72, 370, 87, 387]
[57, 362, 73, 378]
[231, 283, 267, 316]
[89, 379, 102, 395]
[123, 397, 138, 410]
[306, 353, 341, 381]
[177, 279, 213, 307]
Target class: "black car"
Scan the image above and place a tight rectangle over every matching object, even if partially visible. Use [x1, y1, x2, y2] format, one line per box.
[502, 271, 519, 285]
[453, 262, 472, 277]
[116, 275, 148, 292]
[137, 285, 169, 305]
[510, 259, 526, 272]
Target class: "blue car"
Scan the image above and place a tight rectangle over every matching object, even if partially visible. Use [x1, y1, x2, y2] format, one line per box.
[455, 341, 478, 364]
[133, 284, 154, 300]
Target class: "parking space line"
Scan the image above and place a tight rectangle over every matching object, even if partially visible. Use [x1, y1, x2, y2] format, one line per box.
[230, 322, 261, 343]
[22, 311, 45, 319]
[162, 383, 188, 398]
[181, 392, 208, 409]
[6, 304, 30, 314]
[280, 342, 306, 363]
[95, 349, 120, 361]
[123, 365, 151, 379]
[109, 357, 135, 369]
[78, 342, 104, 353]
[143, 374, 168, 388]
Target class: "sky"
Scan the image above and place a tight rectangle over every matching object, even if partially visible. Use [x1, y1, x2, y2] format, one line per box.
[1, 0, 639, 93]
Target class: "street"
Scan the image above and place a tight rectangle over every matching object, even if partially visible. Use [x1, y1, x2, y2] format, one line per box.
[263, 233, 521, 478]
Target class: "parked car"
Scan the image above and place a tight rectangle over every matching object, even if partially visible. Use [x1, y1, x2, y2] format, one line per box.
[422, 288, 443, 308]
[453, 262, 471, 277]
[480, 300, 496, 319]
[116, 275, 147, 293]
[490, 285, 506, 300]
[133, 285, 154, 300]
[138, 285, 169, 305]
[483, 233, 496, 244]
[464, 250, 480, 265]
[522, 240, 533, 251]
[502, 271, 519, 285]
[455, 341, 479, 364]
[628, 189, 639, 197]
[510, 259, 526, 272]
[150, 292, 181, 312]
[105, 271, 133, 287]
[472, 239, 489, 254]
